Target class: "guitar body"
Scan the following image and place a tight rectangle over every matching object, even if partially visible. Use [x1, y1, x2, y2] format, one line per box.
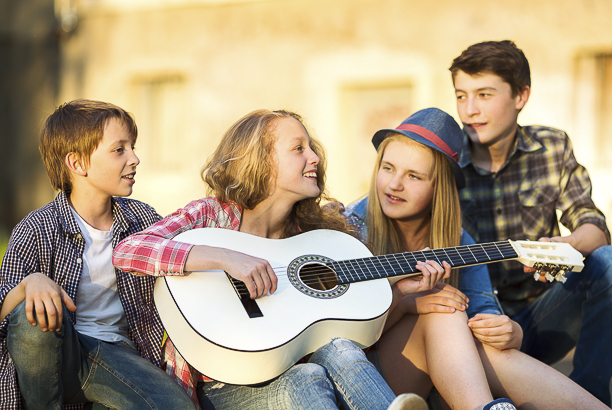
[154, 228, 392, 385]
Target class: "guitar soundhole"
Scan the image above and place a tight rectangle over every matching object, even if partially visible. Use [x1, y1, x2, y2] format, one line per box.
[287, 254, 349, 299]
[299, 263, 338, 291]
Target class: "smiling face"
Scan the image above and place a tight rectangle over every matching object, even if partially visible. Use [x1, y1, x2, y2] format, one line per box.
[376, 139, 435, 223]
[80, 118, 140, 200]
[270, 117, 320, 205]
[454, 70, 529, 149]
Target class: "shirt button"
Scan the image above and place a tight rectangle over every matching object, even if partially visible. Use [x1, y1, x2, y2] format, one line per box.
[159, 271, 165, 275]
[77, 258, 82, 264]
[496, 208, 502, 215]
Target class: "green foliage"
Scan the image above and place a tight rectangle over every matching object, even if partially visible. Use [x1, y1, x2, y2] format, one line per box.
[0, 234, 8, 267]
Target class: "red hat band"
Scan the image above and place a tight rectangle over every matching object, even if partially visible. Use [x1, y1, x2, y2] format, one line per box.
[395, 123, 459, 162]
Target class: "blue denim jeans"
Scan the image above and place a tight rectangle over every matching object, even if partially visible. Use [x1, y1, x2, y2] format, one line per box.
[198, 338, 396, 410]
[6, 301, 195, 410]
[512, 245, 612, 406]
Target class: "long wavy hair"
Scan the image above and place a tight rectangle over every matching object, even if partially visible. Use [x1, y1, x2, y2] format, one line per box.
[202, 109, 353, 238]
[365, 134, 461, 287]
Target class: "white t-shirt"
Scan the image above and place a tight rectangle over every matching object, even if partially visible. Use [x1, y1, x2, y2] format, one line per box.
[71, 208, 131, 345]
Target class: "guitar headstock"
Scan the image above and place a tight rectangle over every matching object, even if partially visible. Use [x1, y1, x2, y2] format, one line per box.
[509, 240, 584, 283]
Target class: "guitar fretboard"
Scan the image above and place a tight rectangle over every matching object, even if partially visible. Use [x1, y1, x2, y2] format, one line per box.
[329, 241, 518, 284]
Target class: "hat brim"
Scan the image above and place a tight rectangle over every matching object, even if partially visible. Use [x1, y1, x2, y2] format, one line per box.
[372, 128, 465, 190]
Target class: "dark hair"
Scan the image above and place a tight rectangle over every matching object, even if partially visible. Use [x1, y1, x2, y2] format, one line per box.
[39, 99, 137, 193]
[449, 40, 531, 97]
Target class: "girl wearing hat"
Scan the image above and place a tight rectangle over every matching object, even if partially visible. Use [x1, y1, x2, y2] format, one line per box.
[113, 109, 447, 410]
[345, 108, 607, 410]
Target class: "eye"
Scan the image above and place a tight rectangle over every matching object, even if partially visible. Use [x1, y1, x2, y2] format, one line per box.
[114, 147, 125, 153]
[456, 95, 466, 101]
[295, 145, 304, 152]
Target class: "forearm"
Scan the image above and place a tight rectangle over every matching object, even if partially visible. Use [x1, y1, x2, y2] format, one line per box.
[184, 245, 237, 273]
[506, 319, 523, 350]
[567, 223, 608, 255]
[0, 282, 25, 322]
[113, 233, 193, 276]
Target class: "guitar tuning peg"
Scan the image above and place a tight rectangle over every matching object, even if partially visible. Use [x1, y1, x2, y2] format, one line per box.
[545, 272, 555, 282]
[532, 263, 544, 281]
[555, 267, 568, 283]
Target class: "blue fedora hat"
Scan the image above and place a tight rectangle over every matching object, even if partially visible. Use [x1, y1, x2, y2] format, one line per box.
[371, 107, 465, 189]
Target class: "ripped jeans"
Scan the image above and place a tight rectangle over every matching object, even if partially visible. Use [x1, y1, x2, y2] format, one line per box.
[197, 338, 396, 410]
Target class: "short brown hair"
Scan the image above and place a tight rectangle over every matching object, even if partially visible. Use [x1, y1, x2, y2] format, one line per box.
[39, 99, 137, 193]
[449, 40, 531, 97]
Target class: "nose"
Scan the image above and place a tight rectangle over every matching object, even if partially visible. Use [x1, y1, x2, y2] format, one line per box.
[308, 148, 320, 166]
[129, 148, 140, 167]
[388, 173, 403, 191]
[465, 96, 479, 117]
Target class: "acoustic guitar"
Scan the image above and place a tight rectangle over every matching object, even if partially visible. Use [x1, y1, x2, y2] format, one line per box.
[154, 228, 583, 385]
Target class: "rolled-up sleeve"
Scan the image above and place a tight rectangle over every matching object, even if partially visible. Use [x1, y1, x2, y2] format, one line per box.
[113, 198, 242, 276]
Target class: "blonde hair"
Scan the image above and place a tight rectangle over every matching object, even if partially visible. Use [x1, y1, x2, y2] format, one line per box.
[365, 134, 461, 286]
[202, 109, 353, 238]
[39, 99, 137, 193]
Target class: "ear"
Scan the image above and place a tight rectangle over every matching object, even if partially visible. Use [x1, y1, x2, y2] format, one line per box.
[65, 152, 87, 177]
[515, 85, 531, 110]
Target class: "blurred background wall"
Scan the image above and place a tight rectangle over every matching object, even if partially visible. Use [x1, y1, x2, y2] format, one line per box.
[1, 0, 611, 234]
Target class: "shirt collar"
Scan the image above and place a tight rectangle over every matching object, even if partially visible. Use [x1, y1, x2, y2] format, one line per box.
[54, 191, 133, 236]
[458, 125, 543, 170]
[54, 191, 81, 235]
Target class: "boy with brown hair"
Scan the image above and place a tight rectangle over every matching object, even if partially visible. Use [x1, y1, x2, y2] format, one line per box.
[450, 40, 612, 405]
[0, 99, 195, 409]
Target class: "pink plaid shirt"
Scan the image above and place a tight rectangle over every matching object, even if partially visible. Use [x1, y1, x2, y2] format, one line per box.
[113, 197, 243, 408]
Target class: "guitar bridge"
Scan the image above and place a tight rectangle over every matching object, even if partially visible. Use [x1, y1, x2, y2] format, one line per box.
[227, 273, 263, 319]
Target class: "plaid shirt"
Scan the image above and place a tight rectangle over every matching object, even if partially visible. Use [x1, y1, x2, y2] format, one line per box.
[459, 125, 611, 317]
[0, 192, 163, 409]
[113, 197, 243, 408]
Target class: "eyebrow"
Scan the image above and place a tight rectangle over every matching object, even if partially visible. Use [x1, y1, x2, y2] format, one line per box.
[381, 160, 429, 177]
[455, 86, 498, 93]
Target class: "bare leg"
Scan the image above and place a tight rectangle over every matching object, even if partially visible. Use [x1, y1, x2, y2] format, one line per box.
[378, 311, 493, 410]
[476, 342, 608, 410]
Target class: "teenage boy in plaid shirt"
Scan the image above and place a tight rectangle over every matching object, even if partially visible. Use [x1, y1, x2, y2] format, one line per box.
[0, 100, 195, 409]
[450, 40, 612, 405]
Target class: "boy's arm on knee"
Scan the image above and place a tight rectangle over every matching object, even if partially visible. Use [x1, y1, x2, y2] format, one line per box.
[1, 274, 76, 331]
[0, 281, 26, 322]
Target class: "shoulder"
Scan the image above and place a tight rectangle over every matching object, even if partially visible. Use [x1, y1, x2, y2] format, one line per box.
[344, 197, 368, 234]
[345, 196, 368, 219]
[12, 200, 63, 238]
[114, 197, 162, 227]
[459, 229, 476, 246]
[167, 196, 242, 229]
[521, 125, 572, 150]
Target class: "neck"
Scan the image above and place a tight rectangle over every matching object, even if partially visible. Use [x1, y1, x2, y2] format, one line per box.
[240, 197, 294, 239]
[68, 188, 114, 231]
[470, 126, 518, 173]
[394, 216, 430, 252]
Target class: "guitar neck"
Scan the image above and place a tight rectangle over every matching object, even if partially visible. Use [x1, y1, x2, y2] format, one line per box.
[331, 240, 518, 284]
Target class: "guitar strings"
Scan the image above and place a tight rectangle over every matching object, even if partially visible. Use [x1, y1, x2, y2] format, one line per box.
[229, 242, 521, 291]
[229, 241, 570, 296]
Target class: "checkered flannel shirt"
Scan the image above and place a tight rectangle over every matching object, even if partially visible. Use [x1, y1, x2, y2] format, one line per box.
[459, 125, 610, 317]
[113, 197, 243, 408]
[0, 192, 163, 409]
